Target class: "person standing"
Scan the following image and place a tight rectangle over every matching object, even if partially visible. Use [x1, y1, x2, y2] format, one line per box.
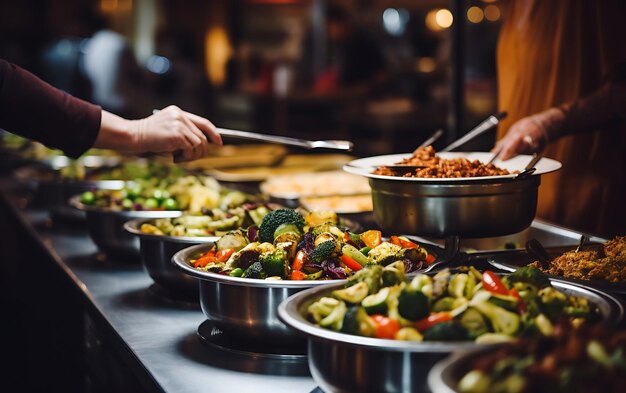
[493, 0, 626, 238]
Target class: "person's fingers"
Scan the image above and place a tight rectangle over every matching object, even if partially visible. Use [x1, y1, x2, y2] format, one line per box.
[183, 111, 223, 146]
[180, 115, 209, 158]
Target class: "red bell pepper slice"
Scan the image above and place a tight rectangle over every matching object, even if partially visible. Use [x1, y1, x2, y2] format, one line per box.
[216, 248, 235, 262]
[341, 254, 363, 271]
[371, 315, 401, 339]
[292, 250, 306, 271]
[414, 312, 452, 332]
[290, 270, 306, 280]
[482, 271, 509, 296]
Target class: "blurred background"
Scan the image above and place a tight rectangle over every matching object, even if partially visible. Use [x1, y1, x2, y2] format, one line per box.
[0, 0, 503, 156]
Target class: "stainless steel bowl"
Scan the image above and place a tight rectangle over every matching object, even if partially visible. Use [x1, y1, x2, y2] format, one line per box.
[278, 279, 623, 393]
[172, 242, 346, 347]
[124, 218, 216, 298]
[70, 195, 182, 260]
[369, 176, 540, 238]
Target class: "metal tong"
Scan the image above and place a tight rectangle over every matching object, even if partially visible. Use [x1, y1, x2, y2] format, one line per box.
[441, 112, 508, 152]
[215, 127, 353, 151]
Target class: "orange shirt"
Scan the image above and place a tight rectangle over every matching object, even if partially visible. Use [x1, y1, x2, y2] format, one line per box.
[497, 0, 626, 237]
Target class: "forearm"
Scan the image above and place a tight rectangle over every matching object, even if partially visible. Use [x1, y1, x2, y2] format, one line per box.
[93, 110, 140, 152]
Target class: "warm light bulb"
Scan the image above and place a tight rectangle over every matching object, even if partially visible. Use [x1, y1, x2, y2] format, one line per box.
[435, 9, 453, 29]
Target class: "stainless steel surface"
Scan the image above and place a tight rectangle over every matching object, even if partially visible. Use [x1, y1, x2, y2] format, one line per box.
[70, 195, 182, 259]
[369, 175, 540, 238]
[216, 127, 353, 151]
[172, 242, 345, 346]
[124, 218, 216, 298]
[278, 279, 623, 393]
[441, 112, 507, 152]
[413, 219, 607, 253]
[1, 181, 317, 393]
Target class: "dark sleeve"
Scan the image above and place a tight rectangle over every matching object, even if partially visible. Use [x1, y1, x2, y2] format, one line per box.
[0, 59, 101, 158]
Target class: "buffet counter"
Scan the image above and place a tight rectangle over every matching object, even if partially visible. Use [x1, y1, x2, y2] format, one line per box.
[0, 178, 317, 393]
[1, 173, 624, 393]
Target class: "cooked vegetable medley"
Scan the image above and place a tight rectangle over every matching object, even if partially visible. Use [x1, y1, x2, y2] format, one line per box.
[140, 204, 273, 237]
[80, 174, 252, 213]
[306, 265, 601, 341]
[188, 208, 436, 280]
[457, 322, 626, 393]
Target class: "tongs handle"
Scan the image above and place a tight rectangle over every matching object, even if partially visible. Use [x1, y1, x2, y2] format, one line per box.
[441, 112, 507, 152]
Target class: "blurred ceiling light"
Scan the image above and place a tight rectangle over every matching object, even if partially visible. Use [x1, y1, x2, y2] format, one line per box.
[146, 55, 171, 75]
[481, 0, 498, 3]
[436, 9, 454, 29]
[383, 8, 410, 36]
[417, 57, 436, 73]
[467, 6, 484, 23]
[205, 26, 232, 87]
[425, 9, 453, 31]
[484, 5, 501, 21]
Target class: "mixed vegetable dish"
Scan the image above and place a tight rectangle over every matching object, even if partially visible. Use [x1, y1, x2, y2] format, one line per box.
[188, 208, 436, 280]
[305, 265, 601, 342]
[79, 174, 252, 213]
[456, 322, 626, 393]
[139, 203, 273, 237]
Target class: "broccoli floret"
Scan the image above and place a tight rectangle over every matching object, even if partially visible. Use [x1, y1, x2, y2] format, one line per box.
[503, 266, 551, 289]
[242, 261, 266, 279]
[368, 242, 403, 266]
[310, 240, 336, 263]
[259, 249, 288, 278]
[347, 264, 383, 294]
[258, 209, 305, 243]
[423, 321, 469, 341]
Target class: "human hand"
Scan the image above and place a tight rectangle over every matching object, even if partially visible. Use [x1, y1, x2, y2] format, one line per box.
[492, 107, 565, 160]
[133, 105, 222, 162]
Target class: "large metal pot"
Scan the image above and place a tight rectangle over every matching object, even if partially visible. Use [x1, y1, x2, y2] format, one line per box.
[343, 153, 562, 238]
[278, 279, 623, 393]
[70, 195, 182, 260]
[124, 218, 215, 298]
[172, 243, 346, 347]
[369, 176, 540, 238]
